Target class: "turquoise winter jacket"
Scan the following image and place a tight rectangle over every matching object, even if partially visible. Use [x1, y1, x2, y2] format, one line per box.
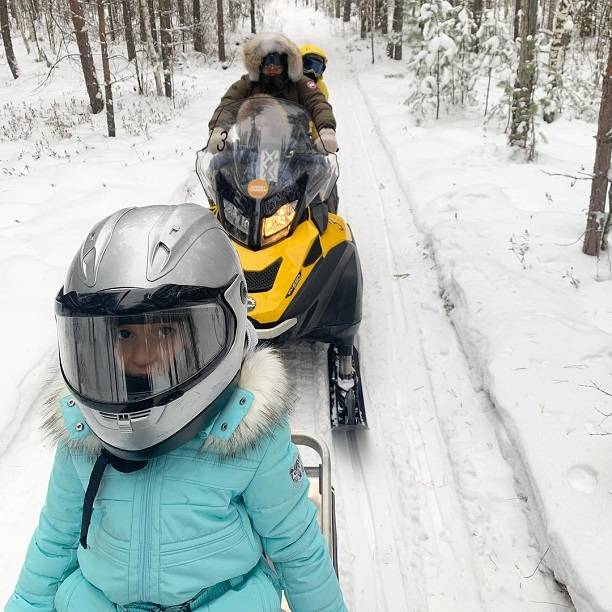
[6, 348, 347, 612]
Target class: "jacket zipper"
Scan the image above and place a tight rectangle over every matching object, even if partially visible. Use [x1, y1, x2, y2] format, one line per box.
[139, 461, 155, 601]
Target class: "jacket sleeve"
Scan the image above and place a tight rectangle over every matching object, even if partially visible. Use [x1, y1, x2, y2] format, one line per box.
[6, 445, 84, 612]
[297, 78, 336, 132]
[208, 76, 251, 133]
[242, 424, 347, 612]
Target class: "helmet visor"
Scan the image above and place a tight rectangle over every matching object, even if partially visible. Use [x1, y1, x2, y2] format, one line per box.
[57, 303, 230, 407]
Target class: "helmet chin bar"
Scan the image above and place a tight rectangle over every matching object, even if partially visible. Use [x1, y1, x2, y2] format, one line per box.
[95, 377, 237, 461]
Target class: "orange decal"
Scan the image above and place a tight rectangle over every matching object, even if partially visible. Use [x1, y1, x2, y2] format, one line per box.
[247, 178, 269, 199]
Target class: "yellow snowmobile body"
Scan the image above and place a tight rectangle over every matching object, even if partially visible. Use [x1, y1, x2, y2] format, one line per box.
[198, 98, 365, 427]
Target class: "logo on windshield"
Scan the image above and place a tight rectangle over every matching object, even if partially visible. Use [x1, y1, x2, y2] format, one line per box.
[247, 179, 269, 199]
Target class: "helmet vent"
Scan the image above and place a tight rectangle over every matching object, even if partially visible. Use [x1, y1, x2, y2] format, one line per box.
[99, 409, 152, 422]
[150, 242, 171, 276]
[81, 247, 97, 283]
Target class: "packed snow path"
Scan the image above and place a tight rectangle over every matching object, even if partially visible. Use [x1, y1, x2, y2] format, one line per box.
[0, 4, 574, 611]
[275, 5, 574, 611]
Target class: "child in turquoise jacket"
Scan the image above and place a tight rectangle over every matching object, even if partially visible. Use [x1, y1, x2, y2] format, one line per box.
[7, 204, 347, 612]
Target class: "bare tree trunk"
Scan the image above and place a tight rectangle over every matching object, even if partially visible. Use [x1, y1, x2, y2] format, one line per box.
[380, 0, 387, 33]
[27, 0, 49, 64]
[359, 0, 366, 38]
[11, 0, 30, 55]
[147, 0, 158, 51]
[335, 0, 340, 18]
[96, 0, 115, 136]
[158, 0, 172, 97]
[68, 0, 104, 112]
[577, 0, 596, 38]
[343, 0, 350, 22]
[513, 0, 521, 40]
[108, 0, 115, 41]
[509, 0, 538, 156]
[121, 0, 136, 59]
[0, 0, 19, 78]
[583, 36, 612, 256]
[543, 0, 571, 121]
[250, 0, 255, 32]
[193, 0, 203, 51]
[370, 0, 374, 60]
[388, 0, 402, 60]
[138, 0, 146, 40]
[216, 0, 225, 62]
[139, 0, 163, 94]
[546, 0, 556, 30]
[176, 0, 185, 49]
[43, 0, 55, 53]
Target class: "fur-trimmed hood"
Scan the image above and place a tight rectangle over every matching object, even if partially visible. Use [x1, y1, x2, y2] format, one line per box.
[243, 32, 303, 83]
[41, 347, 294, 459]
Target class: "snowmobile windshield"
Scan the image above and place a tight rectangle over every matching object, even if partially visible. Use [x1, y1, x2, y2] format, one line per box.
[56, 301, 232, 409]
[197, 98, 339, 248]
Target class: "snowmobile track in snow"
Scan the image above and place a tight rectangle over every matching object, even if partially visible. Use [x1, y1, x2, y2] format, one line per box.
[279, 17, 574, 606]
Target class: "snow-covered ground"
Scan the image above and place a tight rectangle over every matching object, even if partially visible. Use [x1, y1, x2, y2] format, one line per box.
[0, 2, 610, 611]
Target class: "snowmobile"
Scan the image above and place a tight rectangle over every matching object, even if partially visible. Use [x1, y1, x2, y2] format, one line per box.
[196, 97, 366, 428]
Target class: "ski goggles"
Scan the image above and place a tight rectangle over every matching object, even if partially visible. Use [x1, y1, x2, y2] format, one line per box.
[303, 54, 326, 77]
[261, 52, 287, 68]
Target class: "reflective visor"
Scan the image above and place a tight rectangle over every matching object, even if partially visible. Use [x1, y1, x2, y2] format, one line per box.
[57, 303, 230, 407]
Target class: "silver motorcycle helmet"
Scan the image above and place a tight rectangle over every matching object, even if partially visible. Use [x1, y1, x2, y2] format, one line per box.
[55, 204, 248, 461]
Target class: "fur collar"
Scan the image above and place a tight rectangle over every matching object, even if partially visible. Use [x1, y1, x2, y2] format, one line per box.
[242, 32, 303, 83]
[41, 347, 294, 459]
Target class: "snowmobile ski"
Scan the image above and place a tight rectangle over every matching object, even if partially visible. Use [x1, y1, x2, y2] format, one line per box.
[328, 345, 367, 429]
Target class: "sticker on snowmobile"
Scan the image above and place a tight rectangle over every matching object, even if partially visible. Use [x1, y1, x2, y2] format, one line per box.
[306, 80, 317, 89]
[258, 150, 280, 182]
[247, 178, 269, 199]
[289, 454, 304, 483]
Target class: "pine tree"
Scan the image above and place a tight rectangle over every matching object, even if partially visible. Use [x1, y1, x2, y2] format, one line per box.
[216, 0, 225, 62]
[68, 0, 104, 113]
[96, 0, 116, 135]
[583, 27, 612, 256]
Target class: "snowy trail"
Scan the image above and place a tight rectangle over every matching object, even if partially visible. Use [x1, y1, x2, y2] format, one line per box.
[273, 5, 574, 611]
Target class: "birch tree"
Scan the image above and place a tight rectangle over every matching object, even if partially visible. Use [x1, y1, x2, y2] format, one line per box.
[159, 0, 172, 97]
[509, 0, 538, 157]
[542, 0, 571, 122]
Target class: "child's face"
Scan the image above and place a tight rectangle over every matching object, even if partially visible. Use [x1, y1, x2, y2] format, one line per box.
[115, 322, 183, 377]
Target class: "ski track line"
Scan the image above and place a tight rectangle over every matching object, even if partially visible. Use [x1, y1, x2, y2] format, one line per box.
[337, 75, 487, 611]
[343, 52, 573, 612]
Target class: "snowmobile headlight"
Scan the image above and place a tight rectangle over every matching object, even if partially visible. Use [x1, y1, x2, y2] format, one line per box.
[261, 201, 297, 246]
[223, 199, 249, 236]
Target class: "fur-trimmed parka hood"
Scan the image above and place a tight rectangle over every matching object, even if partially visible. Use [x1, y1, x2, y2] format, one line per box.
[243, 32, 303, 83]
[41, 347, 294, 459]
